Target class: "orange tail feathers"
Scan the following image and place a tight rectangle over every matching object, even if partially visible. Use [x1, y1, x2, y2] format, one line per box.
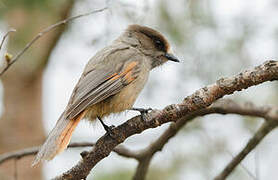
[32, 110, 87, 166]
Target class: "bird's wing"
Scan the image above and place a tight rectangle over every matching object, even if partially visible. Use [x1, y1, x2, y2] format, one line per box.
[65, 54, 142, 120]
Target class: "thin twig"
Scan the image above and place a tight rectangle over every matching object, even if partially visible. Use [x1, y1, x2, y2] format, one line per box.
[197, 130, 257, 180]
[225, 147, 257, 180]
[214, 120, 278, 180]
[0, 142, 136, 165]
[0, 29, 16, 52]
[0, 7, 107, 76]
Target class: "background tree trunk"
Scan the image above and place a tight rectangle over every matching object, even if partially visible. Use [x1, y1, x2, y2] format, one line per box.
[0, 70, 44, 180]
[0, 1, 74, 179]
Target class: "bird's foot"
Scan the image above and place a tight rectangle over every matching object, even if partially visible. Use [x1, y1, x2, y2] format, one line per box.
[97, 116, 116, 138]
[130, 107, 152, 121]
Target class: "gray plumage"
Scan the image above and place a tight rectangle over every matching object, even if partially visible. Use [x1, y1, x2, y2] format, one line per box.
[32, 24, 178, 166]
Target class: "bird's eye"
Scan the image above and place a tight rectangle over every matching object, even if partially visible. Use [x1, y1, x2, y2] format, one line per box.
[155, 40, 164, 50]
[155, 40, 162, 46]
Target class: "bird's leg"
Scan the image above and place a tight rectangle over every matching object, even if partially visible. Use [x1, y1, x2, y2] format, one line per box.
[130, 107, 152, 121]
[97, 116, 115, 138]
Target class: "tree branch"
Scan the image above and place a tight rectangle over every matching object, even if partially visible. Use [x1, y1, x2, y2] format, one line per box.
[1, 98, 277, 179]
[0, 7, 107, 76]
[132, 99, 277, 180]
[53, 60, 278, 180]
[35, 0, 74, 74]
[0, 142, 136, 165]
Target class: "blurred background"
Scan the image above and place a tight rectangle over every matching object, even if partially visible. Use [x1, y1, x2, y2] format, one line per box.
[1, 0, 278, 179]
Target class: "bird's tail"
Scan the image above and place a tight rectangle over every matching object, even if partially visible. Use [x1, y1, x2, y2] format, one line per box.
[32, 110, 86, 166]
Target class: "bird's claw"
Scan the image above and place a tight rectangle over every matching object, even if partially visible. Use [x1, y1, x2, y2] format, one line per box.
[97, 116, 116, 139]
[131, 107, 152, 114]
[130, 107, 152, 121]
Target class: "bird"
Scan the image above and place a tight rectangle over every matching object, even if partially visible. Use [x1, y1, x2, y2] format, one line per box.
[32, 24, 179, 166]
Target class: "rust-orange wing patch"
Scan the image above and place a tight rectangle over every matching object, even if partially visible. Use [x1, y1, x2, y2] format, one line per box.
[108, 61, 138, 83]
[65, 60, 140, 120]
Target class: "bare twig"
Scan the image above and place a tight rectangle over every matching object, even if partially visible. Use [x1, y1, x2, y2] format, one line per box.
[132, 99, 276, 180]
[0, 29, 16, 52]
[35, 0, 75, 74]
[0, 142, 135, 165]
[0, 7, 107, 76]
[54, 60, 278, 180]
[224, 147, 257, 180]
[0, 146, 39, 164]
[214, 120, 278, 180]
[201, 130, 257, 180]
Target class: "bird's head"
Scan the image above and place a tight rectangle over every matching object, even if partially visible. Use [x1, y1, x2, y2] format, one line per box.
[124, 24, 180, 68]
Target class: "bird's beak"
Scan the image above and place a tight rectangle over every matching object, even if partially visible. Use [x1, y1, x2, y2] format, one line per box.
[165, 53, 180, 62]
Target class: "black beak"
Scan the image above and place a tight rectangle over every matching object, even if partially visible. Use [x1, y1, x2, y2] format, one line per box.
[165, 53, 180, 62]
